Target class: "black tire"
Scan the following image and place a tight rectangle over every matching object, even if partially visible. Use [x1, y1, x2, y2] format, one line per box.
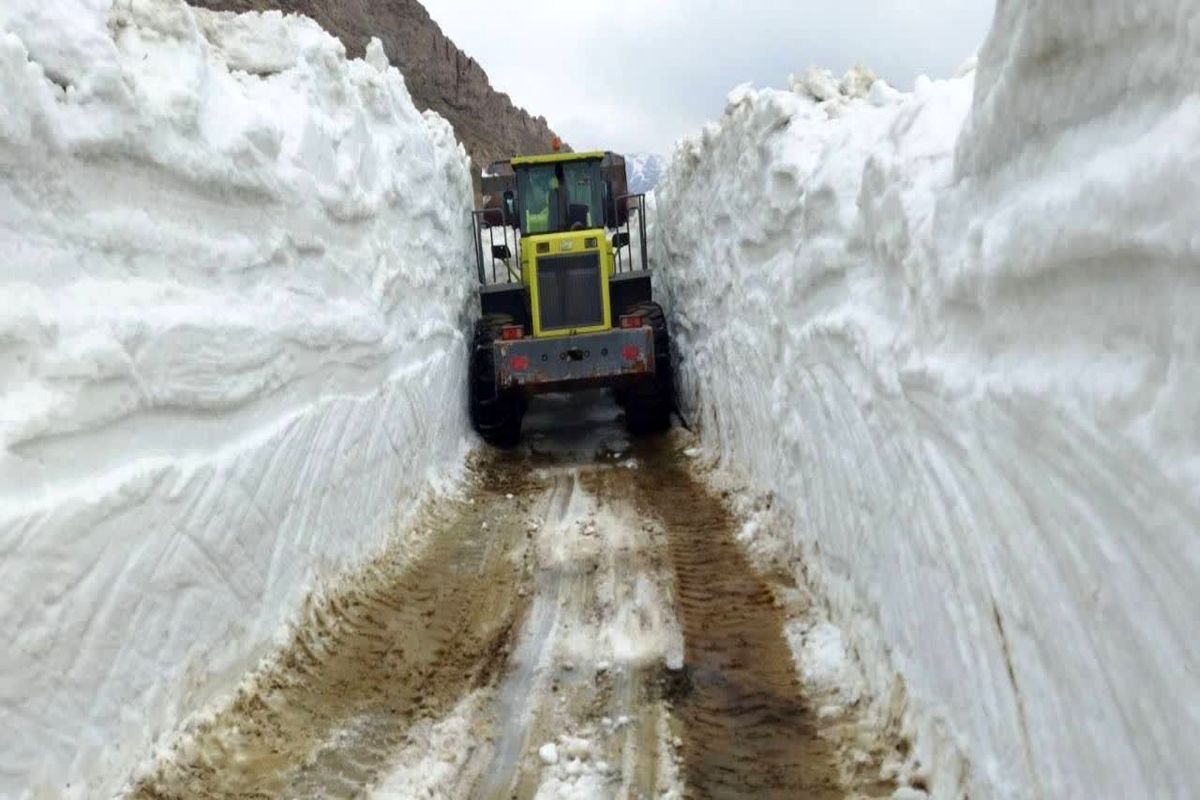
[469, 314, 525, 448]
[621, 301, 675, 434]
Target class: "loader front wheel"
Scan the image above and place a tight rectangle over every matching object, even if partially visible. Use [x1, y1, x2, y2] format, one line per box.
[622, 301, 674, 434]
[469, 314, 525, 448]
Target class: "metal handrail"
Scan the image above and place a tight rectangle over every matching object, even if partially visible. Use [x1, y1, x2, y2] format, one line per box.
[475, 192, 646, 285]
[614, 193, 648, 274]
[471, 209, 519, 285]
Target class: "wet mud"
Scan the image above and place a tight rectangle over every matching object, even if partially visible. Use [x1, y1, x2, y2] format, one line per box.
[131, 457, 536, 799]
[627, 442, 849, 800]
[130, 394, 893, 799]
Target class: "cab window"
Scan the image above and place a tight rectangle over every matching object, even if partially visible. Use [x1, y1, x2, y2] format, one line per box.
[518, 165, 559, 234]
[561, 160, 603, 230]
[516, 160, 604, 235]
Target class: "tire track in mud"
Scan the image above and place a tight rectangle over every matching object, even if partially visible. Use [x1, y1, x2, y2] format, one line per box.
[473, 421, 686, 800]
[128, 391, 889, 799]
[475, 472, 581, 800]
[130, 455, 537, 800]
[579, 467, 681, 800]
[627, 441, 847, 800]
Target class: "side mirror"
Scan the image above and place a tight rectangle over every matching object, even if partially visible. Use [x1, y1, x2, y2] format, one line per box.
[502, 191, 517, 225]
[612, 232, 630, 249]
[491, 244, 512, 260]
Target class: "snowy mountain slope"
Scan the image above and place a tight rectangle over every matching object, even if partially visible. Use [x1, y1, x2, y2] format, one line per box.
[0, 1, 475, 796]
[625, 152, 666, 194]
[655, 17, 1200, 800]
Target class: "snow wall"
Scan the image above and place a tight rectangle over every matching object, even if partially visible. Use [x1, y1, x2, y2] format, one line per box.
[655, 4, 1200, 799]
[0, 1, 475, 795]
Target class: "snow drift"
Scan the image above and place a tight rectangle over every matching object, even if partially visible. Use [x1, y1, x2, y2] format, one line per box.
[656, 4, 1200, 798]
[0, 0, 475, 795]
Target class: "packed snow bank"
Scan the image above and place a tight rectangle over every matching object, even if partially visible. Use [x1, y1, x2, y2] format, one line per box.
[0, 0, 475, 795]
[656, 12, 1200, 798]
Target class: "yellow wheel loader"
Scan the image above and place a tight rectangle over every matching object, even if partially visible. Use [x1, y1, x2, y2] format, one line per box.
[469, 148, 673, 447]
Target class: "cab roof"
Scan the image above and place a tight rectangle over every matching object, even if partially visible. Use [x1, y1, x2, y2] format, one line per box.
[510, 150, 607, 166]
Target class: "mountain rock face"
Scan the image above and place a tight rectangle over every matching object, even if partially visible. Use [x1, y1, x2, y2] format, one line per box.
[191, 0, 563, 194]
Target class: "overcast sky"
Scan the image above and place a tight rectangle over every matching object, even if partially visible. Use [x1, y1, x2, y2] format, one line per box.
[422, 1, 995, 156]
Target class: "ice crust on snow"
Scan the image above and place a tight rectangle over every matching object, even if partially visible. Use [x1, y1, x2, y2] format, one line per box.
[0, 0, 474, 795]
[655, 6, 1200, 798]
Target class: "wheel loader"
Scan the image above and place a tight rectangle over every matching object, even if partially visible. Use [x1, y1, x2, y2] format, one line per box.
[468, 147, 673, 447]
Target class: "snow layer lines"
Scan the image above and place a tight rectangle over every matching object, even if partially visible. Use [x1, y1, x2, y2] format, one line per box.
[654, 6, 1200, 797]
[0, 0, 475, 795]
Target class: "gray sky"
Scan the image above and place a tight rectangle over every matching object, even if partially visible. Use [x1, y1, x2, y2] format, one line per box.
[422, 0, 995, 156]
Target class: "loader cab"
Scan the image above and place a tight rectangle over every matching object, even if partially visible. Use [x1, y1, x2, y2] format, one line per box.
[473, 150, 651, 340]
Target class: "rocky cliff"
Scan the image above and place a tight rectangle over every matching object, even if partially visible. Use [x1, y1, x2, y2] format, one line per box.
[192, 0, 563, 194]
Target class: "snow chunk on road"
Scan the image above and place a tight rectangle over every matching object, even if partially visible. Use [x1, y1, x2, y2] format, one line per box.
[0, 1, 474, 796]
[533, 734, 612, 800]
[538, 742, 559, 765]
[785, 620, 862, 707]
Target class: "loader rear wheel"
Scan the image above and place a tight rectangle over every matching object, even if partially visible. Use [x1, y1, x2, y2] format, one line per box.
[621, 301, 674, 434]
[469, 314, 525, 448]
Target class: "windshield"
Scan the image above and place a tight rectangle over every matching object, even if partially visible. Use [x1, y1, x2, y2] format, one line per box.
[516, 160, 605, 235]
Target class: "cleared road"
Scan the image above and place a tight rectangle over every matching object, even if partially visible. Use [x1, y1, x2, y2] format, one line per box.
[133, 394, 894, 799]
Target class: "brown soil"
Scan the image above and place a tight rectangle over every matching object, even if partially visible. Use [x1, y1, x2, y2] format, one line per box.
[629, 439, 849, 800]
[129, 412, 895, 799]
[130, 455, 535, 799]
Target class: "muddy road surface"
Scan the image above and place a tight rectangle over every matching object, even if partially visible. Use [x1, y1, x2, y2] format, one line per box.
[133, 393, 892, 799]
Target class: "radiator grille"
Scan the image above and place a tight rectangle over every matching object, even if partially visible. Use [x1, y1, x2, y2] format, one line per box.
[536, 253, 604, 331]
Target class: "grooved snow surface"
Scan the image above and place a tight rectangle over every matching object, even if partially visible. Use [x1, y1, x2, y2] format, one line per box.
[655, 8, 1200, 800]
[0, 0, 475, 796]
